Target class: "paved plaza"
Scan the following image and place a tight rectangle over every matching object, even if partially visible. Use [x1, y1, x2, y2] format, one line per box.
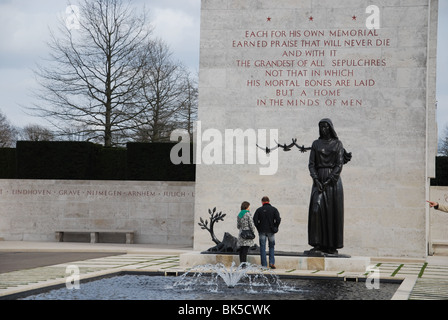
[0, 241, 448, 300]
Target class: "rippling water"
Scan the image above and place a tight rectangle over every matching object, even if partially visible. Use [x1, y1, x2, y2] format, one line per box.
[21, 274, 400, 300]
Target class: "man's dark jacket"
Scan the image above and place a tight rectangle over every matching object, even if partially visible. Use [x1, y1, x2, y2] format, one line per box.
[253, 203, 281, 234]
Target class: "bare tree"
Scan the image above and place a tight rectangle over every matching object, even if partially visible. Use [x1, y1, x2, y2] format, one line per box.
[20, 124, 54, 141]
[0, 110, 17, 147]
[176, 74, 198, 139]
[128, 39, 196, 143]
[31, 0, 152, 147]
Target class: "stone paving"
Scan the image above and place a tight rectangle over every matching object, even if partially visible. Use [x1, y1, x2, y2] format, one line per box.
[375, 261, 448, 300]
[1, 248, 448, 300]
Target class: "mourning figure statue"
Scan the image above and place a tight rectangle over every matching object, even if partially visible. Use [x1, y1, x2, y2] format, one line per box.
[307, 118, 351, 256]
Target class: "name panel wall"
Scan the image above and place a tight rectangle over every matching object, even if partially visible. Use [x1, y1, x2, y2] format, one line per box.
[0, 180, 195, 245]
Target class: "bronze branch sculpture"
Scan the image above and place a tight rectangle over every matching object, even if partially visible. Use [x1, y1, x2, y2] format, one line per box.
[256, 138, 312, 154]
[198, 207, 226, 246]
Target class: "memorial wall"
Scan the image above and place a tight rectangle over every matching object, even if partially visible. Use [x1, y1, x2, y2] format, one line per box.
[193, 0, 438, 257]
[0, 180, 195, 244]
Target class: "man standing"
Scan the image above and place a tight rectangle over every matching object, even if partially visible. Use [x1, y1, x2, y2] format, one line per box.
[253, 196, 281, 269]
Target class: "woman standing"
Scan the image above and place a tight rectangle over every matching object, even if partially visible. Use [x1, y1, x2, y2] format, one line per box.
[308, 118, 351, 255]
[237, 201, 255, 266]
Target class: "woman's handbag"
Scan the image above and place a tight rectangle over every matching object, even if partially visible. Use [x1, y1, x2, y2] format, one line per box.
[241, 229, 255, 240]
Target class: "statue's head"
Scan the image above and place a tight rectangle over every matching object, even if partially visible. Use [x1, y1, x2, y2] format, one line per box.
[319, 118, 338, 140]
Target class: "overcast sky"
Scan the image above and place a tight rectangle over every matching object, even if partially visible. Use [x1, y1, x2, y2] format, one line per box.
[0, 0, 447, 139]
[0, 0, 201, 129]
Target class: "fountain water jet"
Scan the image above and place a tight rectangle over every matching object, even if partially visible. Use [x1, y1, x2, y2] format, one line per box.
[174, 262, 286, 292]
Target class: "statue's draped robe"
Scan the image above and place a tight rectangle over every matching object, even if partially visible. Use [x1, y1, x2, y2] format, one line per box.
[308, 133, 345, 251]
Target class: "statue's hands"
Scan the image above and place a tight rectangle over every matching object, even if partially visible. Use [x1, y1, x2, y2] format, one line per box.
[323, 179, 332, 190]
[315, 179, 332, 193]
[314, 178, 324, 193]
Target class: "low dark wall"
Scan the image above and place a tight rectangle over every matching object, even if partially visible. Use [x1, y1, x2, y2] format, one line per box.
[0, 141, 195, 181]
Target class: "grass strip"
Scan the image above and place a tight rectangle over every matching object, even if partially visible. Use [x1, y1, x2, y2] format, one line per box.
[391, 264, 404, 277]
[418, 262, 428, 278]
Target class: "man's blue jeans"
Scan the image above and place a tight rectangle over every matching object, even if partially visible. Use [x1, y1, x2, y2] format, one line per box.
[258, 232, 275, 267]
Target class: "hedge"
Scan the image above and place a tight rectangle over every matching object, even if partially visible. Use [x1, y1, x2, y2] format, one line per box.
[92, 146, 127, 180]
[127, 142, 195, 181]
[431, 157, 448, 186]
[0, 141, 195, 181]
[16, 141, 95, 180]
[0, 148, 16, 179]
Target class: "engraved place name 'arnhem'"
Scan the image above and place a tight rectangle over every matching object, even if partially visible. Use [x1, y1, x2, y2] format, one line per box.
[232, 26, 391, 108]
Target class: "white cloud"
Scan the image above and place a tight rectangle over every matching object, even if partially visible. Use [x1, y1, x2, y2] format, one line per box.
[151, 7, 200, 71]
[152, 8, 195, 43]
[0, 0, 61, 68]
[0, 67, 45, 127]
[0, 0, 63, 126]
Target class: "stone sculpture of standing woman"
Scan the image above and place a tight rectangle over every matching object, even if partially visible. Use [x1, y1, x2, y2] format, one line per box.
[307, 118, 351, 256]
